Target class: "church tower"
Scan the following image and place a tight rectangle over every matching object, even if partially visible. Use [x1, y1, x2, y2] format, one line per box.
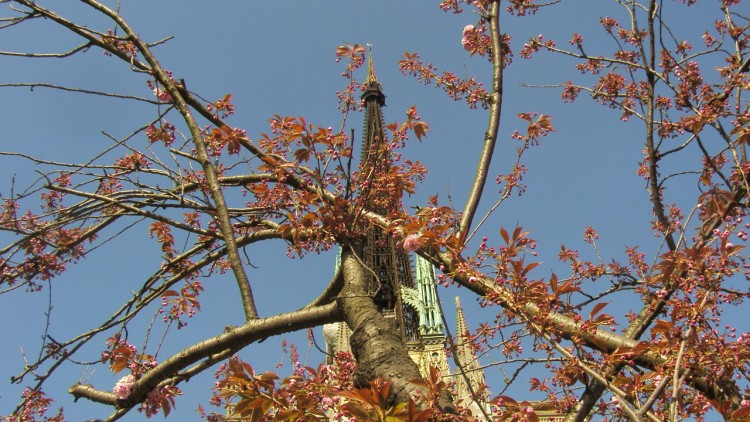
[323, 54, 449, 379]
[358, 54, 422, 343]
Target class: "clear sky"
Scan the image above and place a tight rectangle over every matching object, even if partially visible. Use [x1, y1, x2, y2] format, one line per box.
[0, 1, 735, 420]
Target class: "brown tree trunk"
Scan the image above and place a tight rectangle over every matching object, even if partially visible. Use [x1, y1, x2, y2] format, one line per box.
[338, 245, 454, 411]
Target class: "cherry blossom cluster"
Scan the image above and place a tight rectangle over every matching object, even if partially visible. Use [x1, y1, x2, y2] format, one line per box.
[205, 351, 358, 420]
[399, 52, 490, 109]
[334, 43, 366, 113]
[0, 185, 91, 291]
[146, 121, 176, 146]
[160, 279, 204, 328]
[114, 152, 151, 171]
[112, 375, 182, 418]
[101, 29, 137, 58]
[146, 73, 183, 104]
[204, 125, 248, 156]
[10, 388, 64, 422]
[506, 0, 540, 16]
[461, 23, 492, 58]
[206, 94, 236, 118]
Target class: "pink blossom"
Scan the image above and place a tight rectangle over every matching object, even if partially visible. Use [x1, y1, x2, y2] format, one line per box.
[148, 388, 162, 405]
[113, 374, 135, 400]
[462, 25, 476, 51]
[140, 385, 182, 417]
[402, 234, 420, 252]
[139, 388, 163, 417]
[152, 87, 172, 102]
[583, 226, 599, 243]
[321, 396, 335, 411]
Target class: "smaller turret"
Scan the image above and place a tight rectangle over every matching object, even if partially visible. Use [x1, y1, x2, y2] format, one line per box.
[455, 296, 490, 417]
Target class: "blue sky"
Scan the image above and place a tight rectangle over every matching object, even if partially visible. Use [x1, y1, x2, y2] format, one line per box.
[0, 1, 737, 420]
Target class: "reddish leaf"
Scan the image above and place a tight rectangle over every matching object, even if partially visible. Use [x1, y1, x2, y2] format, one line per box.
[651, 319, 674, 339]
[557, 279, 580, 295]
[500, 227, 510, 244]
[589, 302, 609, 319]
[412, 121, 429, 141]
[518, 112, 533, 122]
[731, 407, 750, 419]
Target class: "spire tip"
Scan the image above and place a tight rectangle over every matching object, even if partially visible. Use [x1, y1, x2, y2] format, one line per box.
[365, 44, 378, 85]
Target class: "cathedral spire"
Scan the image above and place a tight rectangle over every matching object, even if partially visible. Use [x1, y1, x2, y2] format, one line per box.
[365, 48, 378, 85]
[359, 49, 388, 193]
[361, 49, 385, 107]
[324, 55, 449, 383]
[357, 50, 419, 343]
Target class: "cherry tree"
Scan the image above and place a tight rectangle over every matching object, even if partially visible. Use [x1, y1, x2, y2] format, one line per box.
[1, 0, 750, 421]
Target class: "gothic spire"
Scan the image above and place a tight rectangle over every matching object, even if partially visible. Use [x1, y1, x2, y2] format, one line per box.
[360, 49, 388, 186]
[455, 297, 469, 339]
[324, 54, 451, 383]
[454, 297, 489, 409]
[356, 50, 420, 343]
[366, 50, 378, 85]
[361, 50, 385, 107]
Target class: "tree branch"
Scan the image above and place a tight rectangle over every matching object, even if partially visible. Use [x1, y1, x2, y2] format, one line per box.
[68, 302, 340, 409]
[458, 0, 504, 241]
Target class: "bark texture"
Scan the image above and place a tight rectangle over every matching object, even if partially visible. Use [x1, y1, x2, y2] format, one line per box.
[338, 245, 453, 411]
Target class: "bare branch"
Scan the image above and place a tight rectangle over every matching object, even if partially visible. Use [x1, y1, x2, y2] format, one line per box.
[0, 83, 159, 103]
[0, 42, 91, 58]
[458, 0, 503, 241]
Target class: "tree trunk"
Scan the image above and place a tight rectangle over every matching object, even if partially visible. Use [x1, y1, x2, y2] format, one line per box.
[338, 245, 454, 411]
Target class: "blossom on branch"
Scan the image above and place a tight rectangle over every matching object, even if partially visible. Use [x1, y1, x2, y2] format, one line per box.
[113, 375, 135, 400]
[462, 24, 476, 51]
[152, 87, 172, 102]
[402, 234, 421, 252]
